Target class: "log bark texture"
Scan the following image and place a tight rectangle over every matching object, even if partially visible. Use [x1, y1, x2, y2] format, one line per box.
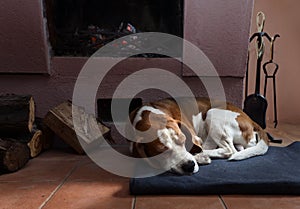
[0, 138, 30, 173]
[0, 94, 35, 135]
[43, 101, 111, 155]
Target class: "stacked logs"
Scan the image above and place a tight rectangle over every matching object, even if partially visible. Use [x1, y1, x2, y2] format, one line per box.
[0, 95, 112, 174]
[0, 94, 47, 173]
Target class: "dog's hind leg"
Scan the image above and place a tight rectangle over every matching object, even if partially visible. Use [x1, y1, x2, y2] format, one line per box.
[199, 137, 232, 159]
[211, 135, 238, 157]
[202, 137, 218, 150]
[228, 139, 268, 160]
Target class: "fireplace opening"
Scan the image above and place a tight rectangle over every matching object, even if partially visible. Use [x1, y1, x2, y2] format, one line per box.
[45, 0, 184, 57]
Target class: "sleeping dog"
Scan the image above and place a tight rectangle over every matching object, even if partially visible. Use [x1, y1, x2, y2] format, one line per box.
[127, 98, 269, 175]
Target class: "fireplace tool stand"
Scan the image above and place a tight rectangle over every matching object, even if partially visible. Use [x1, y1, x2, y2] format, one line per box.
[244, 12, 282, 143]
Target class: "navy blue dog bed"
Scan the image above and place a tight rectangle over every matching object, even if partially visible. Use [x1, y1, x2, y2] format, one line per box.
[130, 142, 300, 195]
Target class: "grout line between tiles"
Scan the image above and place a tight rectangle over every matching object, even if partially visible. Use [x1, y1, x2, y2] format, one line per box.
[131, 196, 137, 209]
[219, 195, 228, 209]
[38, 160, 80, 209]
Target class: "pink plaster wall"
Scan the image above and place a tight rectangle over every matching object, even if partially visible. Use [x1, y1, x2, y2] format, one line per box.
[249, 0, 300, 124]
[0, 0, 50, 73]
[184, 0, 253, 77]
[0, 0, 254, 117]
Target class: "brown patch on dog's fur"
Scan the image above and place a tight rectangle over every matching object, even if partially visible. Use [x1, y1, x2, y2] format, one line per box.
[128, 98, 269, 159]
[229, 106, 269, 145]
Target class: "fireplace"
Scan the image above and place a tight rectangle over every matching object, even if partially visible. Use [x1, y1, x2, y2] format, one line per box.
[0, 0, 253, 117]
[45, 0, 184, 56]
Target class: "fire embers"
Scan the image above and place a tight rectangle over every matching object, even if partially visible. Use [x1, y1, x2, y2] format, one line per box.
[54, 22, 172, 57]
[55, 22, 141, 56]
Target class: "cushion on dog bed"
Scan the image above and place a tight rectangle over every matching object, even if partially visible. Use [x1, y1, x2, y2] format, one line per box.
[130, 142, 300, 195]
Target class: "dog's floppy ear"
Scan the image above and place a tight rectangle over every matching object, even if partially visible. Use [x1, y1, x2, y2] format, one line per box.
[136, 139, 169, 159]
[135, 142, 148, 158]
[192, 136, 203, 148]
[154, 141, 170, 153]
[157, 129, 173, 149]
[177, 122, 192, 141]
[177, 121, 203, 148]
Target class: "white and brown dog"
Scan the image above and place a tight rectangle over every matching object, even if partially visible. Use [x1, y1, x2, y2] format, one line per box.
[127, 98, 269, 175]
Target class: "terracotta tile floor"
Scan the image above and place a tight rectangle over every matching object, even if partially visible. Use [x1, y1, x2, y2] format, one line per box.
[1, 122, 300, 209]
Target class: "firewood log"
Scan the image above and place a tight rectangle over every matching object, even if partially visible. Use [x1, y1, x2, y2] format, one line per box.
[34, 117, 54, 151]
[41, 126, 54, 150]
[43, 101, 111, 155]
[27, 128, 43, 158]
[0, 123, 43, 159]
[0, 94, 35, 135]
[0, 138, 30, 173]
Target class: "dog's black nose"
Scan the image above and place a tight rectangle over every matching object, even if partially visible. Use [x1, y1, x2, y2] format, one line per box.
[181, 160, 195, 173]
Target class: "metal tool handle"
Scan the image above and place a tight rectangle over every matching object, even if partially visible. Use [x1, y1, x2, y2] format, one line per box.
[255, 12, 266, 60]
[269, 34, 280, 61]
[256, 12, 265, 33]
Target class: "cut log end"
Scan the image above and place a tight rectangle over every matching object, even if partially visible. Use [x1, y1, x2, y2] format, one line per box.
[0, 94, 37, 173]
[27, 129, 43, 158]
[0, 138, 30, 173]
[0, 94, 35, 134]
[28, 96, 35, 132]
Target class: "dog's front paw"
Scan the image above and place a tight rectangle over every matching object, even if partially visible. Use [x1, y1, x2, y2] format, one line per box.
[194, 153, 211, 165]
[218, 148, 233, 158]
[228, 152, 243, 161]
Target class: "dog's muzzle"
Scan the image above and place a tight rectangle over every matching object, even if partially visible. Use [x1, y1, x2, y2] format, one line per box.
[181, 160, 196, 174]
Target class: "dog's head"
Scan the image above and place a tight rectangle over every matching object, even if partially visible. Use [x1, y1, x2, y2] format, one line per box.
[129, 111, 202, 175]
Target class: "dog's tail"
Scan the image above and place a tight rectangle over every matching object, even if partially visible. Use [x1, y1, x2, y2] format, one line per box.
[228, 124, 269, 161]
[254, 122, 269, 144]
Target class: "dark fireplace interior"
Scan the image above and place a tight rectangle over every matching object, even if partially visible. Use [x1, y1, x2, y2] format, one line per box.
[45, 0, 184, 57]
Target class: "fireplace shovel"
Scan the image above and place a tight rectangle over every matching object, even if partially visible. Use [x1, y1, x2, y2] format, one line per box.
[244, 12, 268, 129]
